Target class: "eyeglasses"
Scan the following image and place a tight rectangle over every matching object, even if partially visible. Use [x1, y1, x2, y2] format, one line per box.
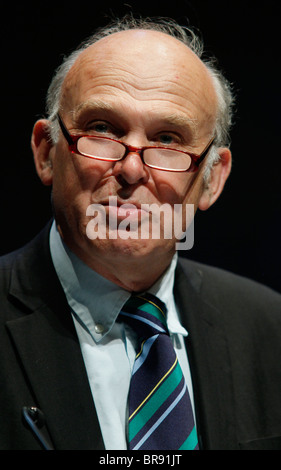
[57, 114, 214, 173]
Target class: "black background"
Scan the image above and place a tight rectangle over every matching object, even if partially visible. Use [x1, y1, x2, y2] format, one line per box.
[1, 0, 280, 292]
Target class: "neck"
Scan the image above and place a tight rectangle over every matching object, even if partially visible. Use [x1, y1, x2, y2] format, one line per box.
[93, 256, 174, 292]
[64, 241, 175, 292]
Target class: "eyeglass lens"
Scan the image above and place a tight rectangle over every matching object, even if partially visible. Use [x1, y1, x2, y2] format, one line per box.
[77, 136, 192, 171]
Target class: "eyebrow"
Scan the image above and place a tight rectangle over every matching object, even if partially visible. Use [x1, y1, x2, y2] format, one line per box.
[159, 112, 197, 132]
[71, 100, 197, 135]
[71, 100, 117, 122]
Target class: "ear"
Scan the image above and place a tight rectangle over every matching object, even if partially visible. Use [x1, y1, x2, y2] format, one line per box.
[198, 147, 232, 211]
[31, 119, 54, 186]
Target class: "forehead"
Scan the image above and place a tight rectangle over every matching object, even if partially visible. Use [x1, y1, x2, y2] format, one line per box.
[61, 30, 217, 134]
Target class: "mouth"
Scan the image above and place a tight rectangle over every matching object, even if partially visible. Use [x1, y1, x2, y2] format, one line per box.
[102, 196, 150, 222]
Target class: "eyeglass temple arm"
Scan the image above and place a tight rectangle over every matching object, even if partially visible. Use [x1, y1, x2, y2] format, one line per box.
[56, 114, 74, 146]
[194, 138, 215, 167]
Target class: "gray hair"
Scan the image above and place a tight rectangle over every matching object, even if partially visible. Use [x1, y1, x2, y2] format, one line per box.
[46, 15, 235, 181]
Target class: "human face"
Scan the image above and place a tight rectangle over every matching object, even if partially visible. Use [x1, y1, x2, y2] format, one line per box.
[33, 30, 229, 287]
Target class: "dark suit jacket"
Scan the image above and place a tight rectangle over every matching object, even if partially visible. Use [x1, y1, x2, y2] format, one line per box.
[1, 222, 281, 450]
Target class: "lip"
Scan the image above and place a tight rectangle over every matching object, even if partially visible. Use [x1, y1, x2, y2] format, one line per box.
[102, 197, 149, 221]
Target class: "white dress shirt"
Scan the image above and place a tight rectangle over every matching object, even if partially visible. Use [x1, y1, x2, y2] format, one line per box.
[49, 221, 195, 450]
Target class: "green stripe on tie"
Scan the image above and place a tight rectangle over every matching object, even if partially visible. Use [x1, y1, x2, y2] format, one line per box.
[179, 426, 198, 450]
[129, 359, 182, 441]
[126, 296, 167, 326]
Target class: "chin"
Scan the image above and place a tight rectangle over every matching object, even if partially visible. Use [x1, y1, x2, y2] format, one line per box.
[86, 234, 172, 260]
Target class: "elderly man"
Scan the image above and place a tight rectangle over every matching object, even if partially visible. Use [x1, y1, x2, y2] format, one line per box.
[1, 16, 281, 451]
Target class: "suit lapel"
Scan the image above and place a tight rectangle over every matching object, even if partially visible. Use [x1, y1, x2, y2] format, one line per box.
[6, 223, 104, 450]
[175, 260, 238, 450]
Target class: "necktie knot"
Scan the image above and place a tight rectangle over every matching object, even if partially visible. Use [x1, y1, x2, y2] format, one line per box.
[120, 293, 169, 340]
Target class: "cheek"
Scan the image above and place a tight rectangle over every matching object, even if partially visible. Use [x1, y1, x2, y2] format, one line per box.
[53, 150, 110, 192]
[51, 149, 113, 215]
[152, 171, 198, 205]
[152, 171, 205, 235]
[71, 155, 112, 189]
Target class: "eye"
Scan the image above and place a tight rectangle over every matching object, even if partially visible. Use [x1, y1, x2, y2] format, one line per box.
[87, 121, 111, 135]
[159, 134, 173, 144]
[157, 133, 180, 146]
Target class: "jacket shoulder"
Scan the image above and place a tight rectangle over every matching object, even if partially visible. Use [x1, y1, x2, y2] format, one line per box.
[177, 256, 281, 312]
[0, 222, 54, 305]
[0, 248, 23, 292]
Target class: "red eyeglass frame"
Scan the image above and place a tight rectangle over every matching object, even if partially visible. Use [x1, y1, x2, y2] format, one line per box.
[57, 114, 214, 172]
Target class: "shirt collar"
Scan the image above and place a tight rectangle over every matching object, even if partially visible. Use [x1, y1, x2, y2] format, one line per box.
[49, 221, 187, 342]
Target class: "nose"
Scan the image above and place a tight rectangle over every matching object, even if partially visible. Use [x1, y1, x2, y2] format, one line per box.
[112, 149, 149, 186]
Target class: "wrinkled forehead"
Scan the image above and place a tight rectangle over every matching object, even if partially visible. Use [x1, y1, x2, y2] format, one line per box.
[60, 29, 217, 131]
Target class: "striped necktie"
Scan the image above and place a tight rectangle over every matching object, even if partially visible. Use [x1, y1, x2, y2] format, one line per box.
[119, 293, 199, 450]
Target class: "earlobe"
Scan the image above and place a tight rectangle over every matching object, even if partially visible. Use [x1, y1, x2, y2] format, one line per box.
[198, 147, 232, 211]
[31, 119, 54, 186]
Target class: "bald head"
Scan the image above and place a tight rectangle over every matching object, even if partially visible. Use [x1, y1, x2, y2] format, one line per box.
[60, 29, 218, 143]
[46, 18, 233, 150]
